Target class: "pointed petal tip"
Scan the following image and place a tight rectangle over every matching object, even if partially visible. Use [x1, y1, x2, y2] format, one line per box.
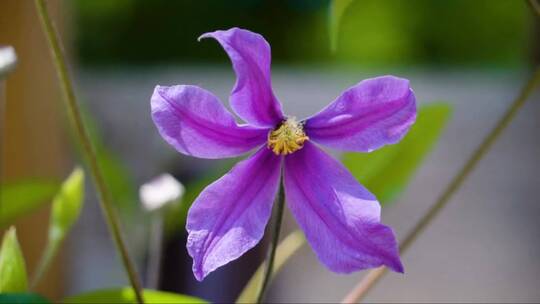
[387, 257, 405, 274]
[186, 237, 205, 281]
[283, 143, 405, 276]
[196, 27, 283, 127]
[197, 33, 210, 42]
[197, 27, 242, 42]
[193, 268, 205, 282]
[305, 75, 417, 152]
[152, 85, 167, 97]
[185, 147, 281, 282]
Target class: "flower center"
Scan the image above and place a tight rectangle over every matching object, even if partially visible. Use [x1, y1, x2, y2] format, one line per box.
[267, 117, 309, 155]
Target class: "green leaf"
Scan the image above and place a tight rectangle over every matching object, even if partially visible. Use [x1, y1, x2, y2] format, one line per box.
[342, 103, 452, 205]
[236, 230, 306, 304]
[63, 288, 207, 304]
[0, 181, 59, 228]
[31, 168, 86, 287]
[49, 167, 85, 240]
[0, 227, 28, 292]
[329, 0, 355, 52]
[0, 293, 50, 303]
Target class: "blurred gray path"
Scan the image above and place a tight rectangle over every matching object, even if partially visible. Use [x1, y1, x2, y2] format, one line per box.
[71, 66, 540, 302]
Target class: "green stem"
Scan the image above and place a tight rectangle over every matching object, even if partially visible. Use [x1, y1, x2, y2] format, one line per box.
[341, 67, 540, 304]
[30, 235, 60, 289]
[146, 214, 164, 289]
[34, 1, 144, 303]
[257, 181, 285, 303]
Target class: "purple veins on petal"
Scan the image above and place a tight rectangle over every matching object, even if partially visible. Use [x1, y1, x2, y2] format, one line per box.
[199, 28, 284, 128]
[149, 28, 417, 281]
[186, 147, 282, 281]
[283, 142, 404, 273]
[151, 85, 268, 159]
[305, 75, 416, 152]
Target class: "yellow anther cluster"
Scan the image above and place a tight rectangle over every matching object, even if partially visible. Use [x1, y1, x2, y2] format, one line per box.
[267, 118, 309, 155]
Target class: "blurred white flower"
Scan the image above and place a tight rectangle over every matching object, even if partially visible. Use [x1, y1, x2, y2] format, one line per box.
[139, 173, 184, 212]
[0, 46, 17, 77]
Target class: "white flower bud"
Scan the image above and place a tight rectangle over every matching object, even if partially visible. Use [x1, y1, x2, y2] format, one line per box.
[139, 173, 184, 212]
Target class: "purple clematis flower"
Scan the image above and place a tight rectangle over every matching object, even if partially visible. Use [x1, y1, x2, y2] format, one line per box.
[151, 28, 416, 281]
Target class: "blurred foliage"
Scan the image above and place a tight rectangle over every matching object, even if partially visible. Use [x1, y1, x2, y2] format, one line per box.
[72, 0, 532, 66]
[343, 103, 452, 205]
[0, 181, 59, 228]
[72, 0, 328, 65]
[337, 0, 531, 66]
[0, 294, 50, 304]
[329, 0, 355, 52]
[31, 168, 86, 287]
[0, 228, 28, 293]
[79, 108, 137, 215]
[63, 288, 207, 303]
[49, 167, 85, 240]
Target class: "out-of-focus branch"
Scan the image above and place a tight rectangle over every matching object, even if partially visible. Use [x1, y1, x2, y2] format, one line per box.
[34, 1, 144, 303]
[528, 0, 540, 17]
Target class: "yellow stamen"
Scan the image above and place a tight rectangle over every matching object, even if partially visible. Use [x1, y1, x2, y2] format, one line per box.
[268, 118, 309, 155]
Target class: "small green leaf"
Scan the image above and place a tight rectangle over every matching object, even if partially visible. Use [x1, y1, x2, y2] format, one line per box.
[50, 167, 85, 240]
[63, 288, 207, 304]
[329, 0, 355, 52]
[31, 167, 85, 288]
[0, 227, 28, 292]
[0, 181, 59, 228]
[236, 230, 306, 303]
[0, 293, 50, 303]
[342, 103, 452, 205]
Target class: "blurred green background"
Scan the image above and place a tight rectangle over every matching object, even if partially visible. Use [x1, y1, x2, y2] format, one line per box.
[73, 0, 534, 67]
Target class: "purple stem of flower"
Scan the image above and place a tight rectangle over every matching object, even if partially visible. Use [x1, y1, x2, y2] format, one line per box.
[341, 67, 540, 303]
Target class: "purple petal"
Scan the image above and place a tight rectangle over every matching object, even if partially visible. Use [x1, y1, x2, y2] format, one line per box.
[305, 75, 416, 152]
[284, 142, 403, 273]
[186, 147, 282, 281]
[199, 28, 284, 127]
[151, 85, 268, 159]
